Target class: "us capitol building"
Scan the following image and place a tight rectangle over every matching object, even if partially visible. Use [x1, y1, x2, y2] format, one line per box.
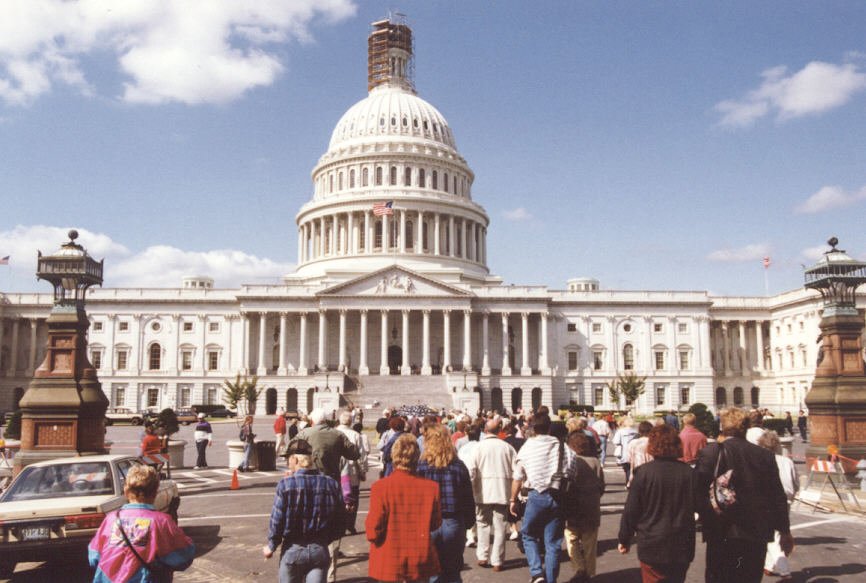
[1, 18, 862, 417]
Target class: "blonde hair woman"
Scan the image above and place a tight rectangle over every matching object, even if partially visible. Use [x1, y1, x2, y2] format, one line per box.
[417, 424, 476, 583]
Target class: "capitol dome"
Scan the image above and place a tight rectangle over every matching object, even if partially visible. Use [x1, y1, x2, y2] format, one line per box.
[292, 16, 490, 284]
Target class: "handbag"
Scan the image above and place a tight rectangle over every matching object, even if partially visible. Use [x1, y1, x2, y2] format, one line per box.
[709, 443, 737, 516]
[115, 512, 172, 580]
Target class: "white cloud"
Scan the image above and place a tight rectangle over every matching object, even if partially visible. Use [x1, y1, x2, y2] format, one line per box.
[0, 225, 293, 289]
[795, 185, 866, 214]
[0, 0, 356, 106]
[715, 60, 866, 128]
[801, 245, 828, 262]
[706, 243, 770, 263]
[503, 207, 532, 221]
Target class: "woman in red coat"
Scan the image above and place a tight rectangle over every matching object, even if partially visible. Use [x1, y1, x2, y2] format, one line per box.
[366, 433, 442, 582]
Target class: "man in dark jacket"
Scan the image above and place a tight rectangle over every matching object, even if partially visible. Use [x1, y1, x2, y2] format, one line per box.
[291, 408, 359, 481]
[695, 408, 794, 583]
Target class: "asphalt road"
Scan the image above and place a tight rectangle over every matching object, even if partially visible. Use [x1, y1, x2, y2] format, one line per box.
[6, 421, 866, 582]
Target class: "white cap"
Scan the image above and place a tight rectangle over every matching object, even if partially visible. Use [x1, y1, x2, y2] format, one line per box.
[197, 412, 206, 419]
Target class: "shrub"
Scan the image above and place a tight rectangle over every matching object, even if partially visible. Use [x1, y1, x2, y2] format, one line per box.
[688, 403, 718, 438]
[156, 408, 179, 437]
[3, 411, 21, 440]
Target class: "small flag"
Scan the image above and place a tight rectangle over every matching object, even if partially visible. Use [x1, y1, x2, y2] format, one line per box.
[0, 256, 9, 265]
[763, 256, 771, 269]
[372, 201, 394, 216]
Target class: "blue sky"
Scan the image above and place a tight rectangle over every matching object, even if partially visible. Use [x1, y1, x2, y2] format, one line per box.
[1, 1, 865, 296]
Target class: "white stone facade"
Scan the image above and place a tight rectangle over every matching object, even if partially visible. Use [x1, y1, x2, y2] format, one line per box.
[1, 18, 864, 416]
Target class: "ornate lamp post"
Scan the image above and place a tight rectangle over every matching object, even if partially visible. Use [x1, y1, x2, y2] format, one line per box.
[804, 237, 866, 467]
[14, 230, 109, 473]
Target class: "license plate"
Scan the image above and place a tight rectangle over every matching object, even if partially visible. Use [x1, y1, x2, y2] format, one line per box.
[20, 525, 50, 541]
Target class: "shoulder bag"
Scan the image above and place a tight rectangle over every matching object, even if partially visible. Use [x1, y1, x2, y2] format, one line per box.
[709, 443, 737, 516]
[115, 512, 172, 581]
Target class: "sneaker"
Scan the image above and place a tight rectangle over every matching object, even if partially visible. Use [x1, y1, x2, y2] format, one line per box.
[465, 539, 476, 548]
[530, 576, 545, 583]
[509, 531, 520, 541]
[193, 466, 201, 470]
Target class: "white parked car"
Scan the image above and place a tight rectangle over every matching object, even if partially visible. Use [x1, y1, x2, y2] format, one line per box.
[104, 406, 148, 425]
[0, 454, 180, 577]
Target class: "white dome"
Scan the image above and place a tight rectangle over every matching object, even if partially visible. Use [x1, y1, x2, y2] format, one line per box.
[327, 86, 456, 152]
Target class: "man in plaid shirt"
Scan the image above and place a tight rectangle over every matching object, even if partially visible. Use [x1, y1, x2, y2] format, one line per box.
[263, 440, 345, 583]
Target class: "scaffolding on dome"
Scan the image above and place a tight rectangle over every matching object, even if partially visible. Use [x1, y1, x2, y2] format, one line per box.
[368, 14, 415, 92]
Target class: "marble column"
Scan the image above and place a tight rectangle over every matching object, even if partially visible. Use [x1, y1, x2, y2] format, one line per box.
[347, 212, 355, 254]
[460, 219, 467, 259]
[442, 310, 451, 371]
[241, 314, 250, 374]
[462, 310, 472, 371]
[481, 311, 490, 375]
[297, 229, 304, 264]
[521, 312, 531, 376]
[359, 310, 369, 375]
[755, 321, 765, 372]
[422, 310, 431, 375]
[329, 215, 336, 255]
[382, 213, 390, 253]
[401, 309, 410, 375]
[26, 319, 38, 375]
[317, 310, 327, 371]
[298, 312, 308, 375]
[721, 322, 732, 376]
[257, 313, 267, 375]
[278, 313, 288, 375]
[380, 310, 389, 375]
[738, 320, 748, 373]
[501, 313, 511, 376]
[339, 309, 347, 372]
[540, 312, 550, 374]
[448, 215, 455, 257]
[434, 213, 441, 255]
[319, 216, 326, 257]
[364, 211, 371, 254]
[399, 210, 407, 253]
[417, 210, 424, 252]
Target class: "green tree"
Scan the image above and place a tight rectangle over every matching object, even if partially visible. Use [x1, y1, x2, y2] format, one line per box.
[223, 374, 262, 416]
[606, 372, 647, 411]
[688, 402, 718, 438]
[156, 408, 180, 437]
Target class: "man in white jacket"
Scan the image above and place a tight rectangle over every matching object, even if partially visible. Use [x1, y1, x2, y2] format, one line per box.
[468, 419, 517, 571]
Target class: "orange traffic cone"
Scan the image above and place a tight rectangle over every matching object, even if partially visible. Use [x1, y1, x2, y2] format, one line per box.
[230, 469, 240, 490]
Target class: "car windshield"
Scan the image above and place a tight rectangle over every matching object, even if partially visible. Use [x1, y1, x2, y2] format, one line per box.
[1, 461, 115, 501]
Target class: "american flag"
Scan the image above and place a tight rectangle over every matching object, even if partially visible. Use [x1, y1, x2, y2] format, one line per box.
[0, 256, 9, 265]
[372, 201, 394, 216]
[763, 256, 771, 269]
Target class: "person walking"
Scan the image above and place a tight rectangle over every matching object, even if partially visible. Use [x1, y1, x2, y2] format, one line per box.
[626, 421, 654, 486]
[563, 431, 604, 583]
[664, 410, 680, 431]
[140, 423, 163, 457]
[379, 416, 407, 478]
[193, 412, 213, 469]
[468, 419, 516, 572]
[417, 424, 476, 583]
[366, 433, 442, 583]
[678, 413, 707, 466]
[695, 408, 794, 583]
[238, 415, 255, 472]
[797, 410, 808, 442]
[591, 415, 611, 466]
[262, 440, 345, 583]
[758, 431, 798, 582]
[336, 411, 368, 535]
[509, 413, 576, 583]
[89, 465, 195, 582]
[618, 424, 697, 583]
[612, 417, 638, 484]
[274, 408, 288, 457]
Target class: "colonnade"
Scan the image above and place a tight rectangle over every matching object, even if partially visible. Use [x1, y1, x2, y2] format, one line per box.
[0, 316, 42, 377]
[249, 309, 550, 377]
[297, 209, 487, 266]
[711, 320, 769, 375]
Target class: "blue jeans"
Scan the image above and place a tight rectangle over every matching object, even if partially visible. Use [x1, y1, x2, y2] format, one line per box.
[521, 490, 564, 583]
[241, 441, 253, 470]
[430, 517, 466, 583]
[598, 435, 607, 465]
[279, 542, 329, 583]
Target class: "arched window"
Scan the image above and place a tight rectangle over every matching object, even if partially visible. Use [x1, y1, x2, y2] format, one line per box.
[406, 221, 414, 250]
[422, 221, 429, 251]
[374, 221, 383, 249]
[149, 344, 161, 371]
[285, 388, 298, 412]
[349, 169, 355, 188]
[418, 168, 426, 188]
[491, 387, 504, 413]
[453, 175, 458, 194]
[716, 386, 727, 406]
[362, 167, 369, 187]
[511, 387, 523, 414]
[359, 222, 366, 250]
[443, 172, 449, 191]
[390, 166, 397, 186]
[404, 166, 411, 186]
[338, 172, 343, 191]
[733, 386, 744, 406]
[329, 174, 333, 193]
[623, 344, 634, 370]
[432, 171, 438, 190]
[531, 387, 542, 410]
[750, 386, 760, 407]
[375, 166, 383, 186]
[390, 219, 399, 249]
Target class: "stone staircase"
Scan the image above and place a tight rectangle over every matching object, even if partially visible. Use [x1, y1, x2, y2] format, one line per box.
[345, 374, 453, 412]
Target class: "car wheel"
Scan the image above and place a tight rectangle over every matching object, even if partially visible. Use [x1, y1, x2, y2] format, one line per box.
[0, 560, 15, 578]
[182, 421, 190, 426]
[131, 417, 142, 426]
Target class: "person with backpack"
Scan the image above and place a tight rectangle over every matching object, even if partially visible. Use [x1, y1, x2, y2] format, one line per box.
[612, 417, 638, 483]
[238, 415, 255, 472]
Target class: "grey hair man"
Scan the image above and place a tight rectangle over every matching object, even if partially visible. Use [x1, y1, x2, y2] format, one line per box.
[336, 410, 368, 535]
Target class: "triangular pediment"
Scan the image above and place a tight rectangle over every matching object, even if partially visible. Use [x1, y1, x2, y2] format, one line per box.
[318, 266, 473, 297]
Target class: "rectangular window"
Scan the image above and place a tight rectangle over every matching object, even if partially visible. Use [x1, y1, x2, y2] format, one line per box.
[592, 322, 602, 333]
[656, 385, 666, 406]
[655, 351, 665, 370]
[680, 385, 691, 406]
[592, 385, 604, 407]
[149, 348, 161, 371]
[91, 350, 102, 369]
[208, 351, 219, 371]
[679, 350, 689, 370]
[593, 351, 603, 371]
[181, 350, 193, 371]
[183, 321, 193, 332]
[566, 322, 577, 332]
[653, 323, 663, 333]
[116, 350, 128, 370]
[147, 387, 159, 408]
[677, 322, 688, 334]
[114, 385, 126, 407]
[205, 384, 219, 406]
[92, 321, 103, 332]
[179, 385, 191, 408]
[801, 349, 807, 368]
[567, 351, 578, 371]
[208, 321, 219, 333]
[118, 321, 129, 332]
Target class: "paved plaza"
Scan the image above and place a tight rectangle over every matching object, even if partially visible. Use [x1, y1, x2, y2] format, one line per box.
[5, 420, 866, 582]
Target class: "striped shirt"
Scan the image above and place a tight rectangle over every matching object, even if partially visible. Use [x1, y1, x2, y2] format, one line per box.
[267, 468, 344, 552]
[512, 435, 577, 492]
